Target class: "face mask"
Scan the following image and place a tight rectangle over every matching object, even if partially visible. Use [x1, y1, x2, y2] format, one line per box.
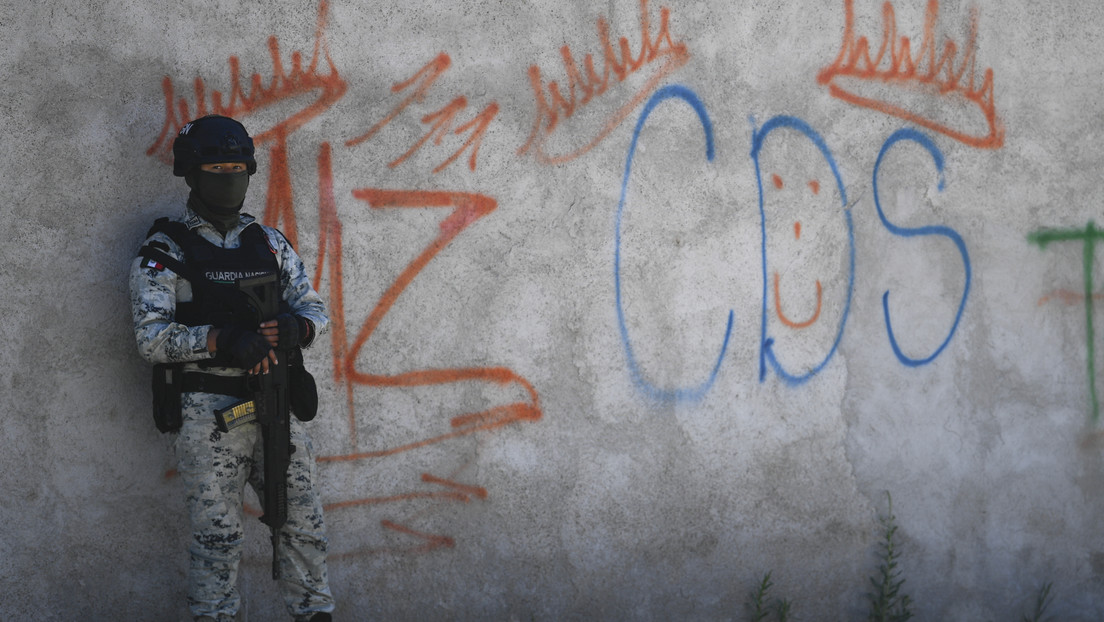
[196, 170, 250, 212]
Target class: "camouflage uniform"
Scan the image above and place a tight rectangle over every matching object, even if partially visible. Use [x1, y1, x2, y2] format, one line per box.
[131, 208, 334, 621]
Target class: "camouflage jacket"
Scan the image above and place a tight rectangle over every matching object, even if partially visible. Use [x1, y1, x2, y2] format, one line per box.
[130, 208, 328, 375]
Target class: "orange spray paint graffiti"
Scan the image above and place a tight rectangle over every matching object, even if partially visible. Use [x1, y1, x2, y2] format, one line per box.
[345, 52, 452, 149]
[817, 0, 1004, 150]
[149, 2, 544, 554]
[147, 0, 348, 249]
[311, 140, 543, 459]
[774, 272, 823, 329]
[517, 0, 690, 165]
[1038, 290, 1104, 307]
[323, 185, 543, 455]
[149, 0, 695, 552]
[345, 53, 501, 173]
[766, 173, 827, 331]
[315, 133, 542, 551]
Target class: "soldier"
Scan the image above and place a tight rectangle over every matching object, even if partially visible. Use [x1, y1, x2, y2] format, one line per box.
[130, 115, 335, 622]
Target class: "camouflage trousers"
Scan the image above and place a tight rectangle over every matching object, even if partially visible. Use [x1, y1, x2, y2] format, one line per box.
[175, 391, 335, 621]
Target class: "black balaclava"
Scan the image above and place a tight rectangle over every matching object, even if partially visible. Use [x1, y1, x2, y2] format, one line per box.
[186, 170, 250, 233]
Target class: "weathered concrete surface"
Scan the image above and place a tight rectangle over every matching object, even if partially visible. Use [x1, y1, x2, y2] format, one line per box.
[3, 0, 1104, 619]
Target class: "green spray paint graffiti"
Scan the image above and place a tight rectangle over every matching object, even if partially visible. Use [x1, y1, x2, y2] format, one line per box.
[1028, 221, 1104, 422]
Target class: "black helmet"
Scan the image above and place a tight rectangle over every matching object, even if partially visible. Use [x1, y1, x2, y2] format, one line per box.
[172, 115, 257, 177]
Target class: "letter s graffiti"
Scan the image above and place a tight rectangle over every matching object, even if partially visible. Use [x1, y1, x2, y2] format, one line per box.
[873, 128, 971, 366]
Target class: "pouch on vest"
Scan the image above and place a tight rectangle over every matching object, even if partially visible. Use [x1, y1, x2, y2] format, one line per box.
[289, 360, 318, 422]
[152, 363, 184, 433]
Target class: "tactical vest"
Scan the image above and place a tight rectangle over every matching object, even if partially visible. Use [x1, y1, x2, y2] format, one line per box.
[139, 217, 283, 330]
[138, 218, 318, 433]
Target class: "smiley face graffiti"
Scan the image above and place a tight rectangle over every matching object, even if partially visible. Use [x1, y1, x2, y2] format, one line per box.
[752, 116, 855, 386]
[770, 174, 824, 330]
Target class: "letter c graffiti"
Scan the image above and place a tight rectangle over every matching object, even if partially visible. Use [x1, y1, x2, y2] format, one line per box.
[614, 85, 733, 402]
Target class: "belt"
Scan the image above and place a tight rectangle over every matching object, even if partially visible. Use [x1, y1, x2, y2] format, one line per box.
[182, 372, 252, 399]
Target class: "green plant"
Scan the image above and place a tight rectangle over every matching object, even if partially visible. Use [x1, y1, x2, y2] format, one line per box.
[1022, 582, 1053, 622]
[775, 596, 792, 622]
[867, 493, 913, 622]
[740, 500, 1058, 620]
[746, 570, 790, 618]
[746, 571, 792, 622]
[748, 571, 775, 622]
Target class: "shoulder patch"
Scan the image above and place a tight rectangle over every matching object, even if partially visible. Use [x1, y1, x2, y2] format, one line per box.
[250, 223, 282, 255]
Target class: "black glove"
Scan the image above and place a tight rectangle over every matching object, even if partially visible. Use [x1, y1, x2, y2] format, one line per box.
[215, 325, 272, 369]
[275, 313, 313, 349]
[274, 313, 306, 350]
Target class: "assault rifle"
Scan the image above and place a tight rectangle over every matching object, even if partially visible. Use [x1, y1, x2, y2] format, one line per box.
[237, 273, 291, 580]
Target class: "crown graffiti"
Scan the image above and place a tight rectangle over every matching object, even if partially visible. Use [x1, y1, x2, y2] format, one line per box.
[817, 0, 1004, 149]
[147, 0, 346, 163]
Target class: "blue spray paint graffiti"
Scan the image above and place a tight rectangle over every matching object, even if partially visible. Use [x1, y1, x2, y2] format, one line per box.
[615, 90, 970, 401]
[614, 84, 734, 401]
[873, 129, 971, 366]
[751, 116, 855, 387]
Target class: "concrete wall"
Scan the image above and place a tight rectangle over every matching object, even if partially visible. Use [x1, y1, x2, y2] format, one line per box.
[3, 0, 1103, 619]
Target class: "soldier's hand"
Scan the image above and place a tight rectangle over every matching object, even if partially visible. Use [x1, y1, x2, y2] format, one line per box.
[260, 314, 306, 351]
[214, 325, 277, 374]
[259, 320, 280, 349]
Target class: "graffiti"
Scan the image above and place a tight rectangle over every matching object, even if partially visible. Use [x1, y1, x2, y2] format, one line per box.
[313, 152, 540, 548]
[874, 128, 971, 367]
[518, 0, 689, 165]
[774, 272, 823, 329]
[322, 472, 486, 517]
[144, 0, 982, 545]
[147, 0, 347, 250]
[149, 1, 545, 555]
[615, 85, 732, 402]
[1038, 290, 1104, 307]
[1028, 222, 1104, 422]
[770, 180, 824, 330]
[345, 53, 500, 174]
[817, 0, 1004, 150]
[323, 187, 542, 457]
[616, 89, 971, 400]
[753, 116, 855, 387]
[345, 52, 450, 149]
[146, 0, 346, 154]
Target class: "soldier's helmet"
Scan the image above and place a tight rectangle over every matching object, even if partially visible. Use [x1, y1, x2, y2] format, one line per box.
[172, 115, 257, 177]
